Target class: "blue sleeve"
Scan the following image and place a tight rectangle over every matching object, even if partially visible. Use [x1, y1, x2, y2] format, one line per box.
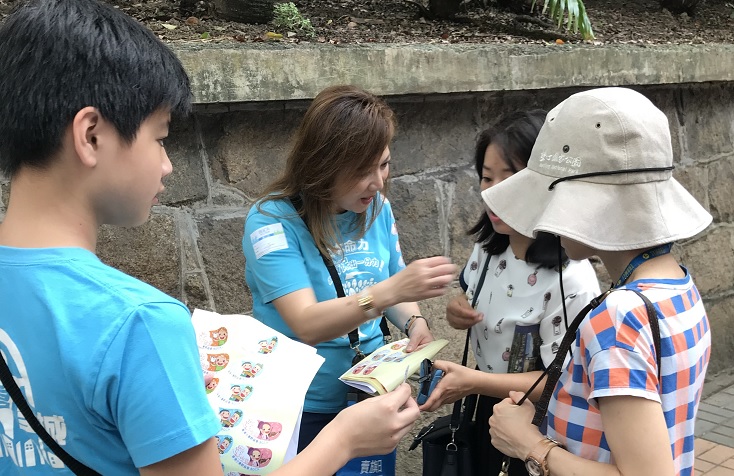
[93, 301, 220, 468]
[384, 199, 406, 277]
[243, 205, 313, 303]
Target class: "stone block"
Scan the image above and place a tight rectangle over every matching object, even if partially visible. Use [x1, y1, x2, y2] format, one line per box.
[184, 273, 213, 312]
[195, 215, 251, 314]
[675, 85, 734, 163]
[677, 228, 734, 296]
[709, 157, 734, 223]
[448, 167, 483, 266]
[389, 95, 479, 177]
[389, 179, 443, 262]
[644, 87, 684, 164]
[161, 115, 209, 205]
[703, 295, 734, 375]
[674, 164, 710, 213]
[199, 108, 300, 199]
[97, 213, 181, 299]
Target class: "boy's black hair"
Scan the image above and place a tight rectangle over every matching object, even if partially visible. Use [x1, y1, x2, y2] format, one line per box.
[0, 0, 192, 177]
[469, 109, 567, 268]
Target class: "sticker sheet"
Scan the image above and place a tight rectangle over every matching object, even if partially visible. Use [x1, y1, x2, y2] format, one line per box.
[193, 309, 324, 474]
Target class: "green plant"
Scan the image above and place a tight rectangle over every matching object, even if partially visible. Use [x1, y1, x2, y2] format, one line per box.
[532, 0, 595, 40]
[272, 2, 315, 37]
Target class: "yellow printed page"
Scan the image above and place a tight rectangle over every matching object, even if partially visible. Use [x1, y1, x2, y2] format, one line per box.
[340, 338, 448, 395]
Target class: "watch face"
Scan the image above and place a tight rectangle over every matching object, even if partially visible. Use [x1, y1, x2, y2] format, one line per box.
[525, 458, 542, 476]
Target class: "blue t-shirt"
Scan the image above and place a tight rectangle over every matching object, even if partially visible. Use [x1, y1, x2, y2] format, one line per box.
[0, 246, 221, 475]
[243, 196, 405, 413]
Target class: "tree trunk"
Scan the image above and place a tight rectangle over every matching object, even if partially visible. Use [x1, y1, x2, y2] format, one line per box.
[213, 0, 276, 24]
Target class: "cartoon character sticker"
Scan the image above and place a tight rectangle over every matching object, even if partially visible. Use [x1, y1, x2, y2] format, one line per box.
[240, 362, 264, 378]
[216, 435, 234, 454]
[390, 341, 407, 351]
[229, 384, 253, 402]
[258, 337, 278, 354]
[352, 364, 366, 374]
[220, 408, 244, 428]
[207, 353, 230, 371]
[206, 377, 220, 394]
[209, 327, 229, 346]
[371, 351, 389, 361]
[363, 365, 378, 375]
[233, 446, 272, 469]
[255, 421, 282, 441]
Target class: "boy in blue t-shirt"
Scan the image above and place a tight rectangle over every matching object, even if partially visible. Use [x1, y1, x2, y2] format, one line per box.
[0, 1, 419, 475]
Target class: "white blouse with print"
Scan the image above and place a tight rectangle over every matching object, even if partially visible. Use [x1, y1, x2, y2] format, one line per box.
[461, 243, 601, 374]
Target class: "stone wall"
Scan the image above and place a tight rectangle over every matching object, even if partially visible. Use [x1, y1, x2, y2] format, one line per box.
[2, 81, 733, 475]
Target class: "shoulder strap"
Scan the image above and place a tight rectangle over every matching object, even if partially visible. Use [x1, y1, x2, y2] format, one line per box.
[527, 286, 663, 426]
[0, 354, 101, 476]
[450, 253, 492, 429]
[289, 195, 390, 347]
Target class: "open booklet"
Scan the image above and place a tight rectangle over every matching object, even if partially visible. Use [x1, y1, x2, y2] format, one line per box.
[192, 309, 325, 475]
[339, 338, 448, 395]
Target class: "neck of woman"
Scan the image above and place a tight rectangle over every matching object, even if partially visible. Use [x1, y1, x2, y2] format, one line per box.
[508, 233, 534, 262]
[596, 249, 684, 287]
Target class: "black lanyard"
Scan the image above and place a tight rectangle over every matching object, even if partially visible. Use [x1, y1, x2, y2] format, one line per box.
[289, 195, 391, 363]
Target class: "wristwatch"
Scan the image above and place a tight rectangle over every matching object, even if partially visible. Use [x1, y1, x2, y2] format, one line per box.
[524, 436, 563, 476]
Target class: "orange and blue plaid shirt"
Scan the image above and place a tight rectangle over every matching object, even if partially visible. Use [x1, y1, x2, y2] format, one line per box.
[546, 273, 711, 476]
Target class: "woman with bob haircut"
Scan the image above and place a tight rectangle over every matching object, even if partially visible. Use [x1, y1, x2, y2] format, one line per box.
[419, 110, 600, 476]
[242, 85, 457, 453]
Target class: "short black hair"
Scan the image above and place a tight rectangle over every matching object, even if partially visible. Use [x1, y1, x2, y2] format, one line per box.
[0, 0, 192, 177]
[468, 109, 566, 268]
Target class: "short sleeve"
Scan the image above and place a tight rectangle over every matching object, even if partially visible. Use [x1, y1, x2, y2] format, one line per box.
[582, 294, 662, 408]
[243, 205, 313, 303]
[94, 302, 220, 468]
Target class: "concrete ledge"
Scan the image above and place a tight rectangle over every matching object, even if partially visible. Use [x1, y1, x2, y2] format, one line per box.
[172, 43, 734, 104]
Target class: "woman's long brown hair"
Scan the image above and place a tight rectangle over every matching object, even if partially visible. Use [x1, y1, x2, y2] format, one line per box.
[257, 85, 396, 258]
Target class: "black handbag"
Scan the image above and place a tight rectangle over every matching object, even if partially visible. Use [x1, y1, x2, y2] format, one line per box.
[408, 254, 491, 476]
[409, 353, 478, 476]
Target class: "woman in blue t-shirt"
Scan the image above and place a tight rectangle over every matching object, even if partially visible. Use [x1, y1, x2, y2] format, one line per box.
[242, 85, 457, 452]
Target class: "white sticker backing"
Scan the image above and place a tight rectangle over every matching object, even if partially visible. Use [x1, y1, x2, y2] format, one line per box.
[250, 223, 288, 259]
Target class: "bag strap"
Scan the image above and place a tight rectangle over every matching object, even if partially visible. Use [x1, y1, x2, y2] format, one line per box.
[526, 287, 663, 426]
[0, 354, 101, 476]
[289, 195, 391, 349]
[449, 253, 492, 429]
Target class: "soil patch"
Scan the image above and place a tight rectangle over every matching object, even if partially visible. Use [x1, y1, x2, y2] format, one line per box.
[1, 0, 733, 46]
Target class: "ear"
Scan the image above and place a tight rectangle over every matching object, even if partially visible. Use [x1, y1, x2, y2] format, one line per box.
[71, 106, 103, 168]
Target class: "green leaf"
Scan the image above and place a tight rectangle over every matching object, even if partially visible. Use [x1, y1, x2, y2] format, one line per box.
[200, 32, 210, 39]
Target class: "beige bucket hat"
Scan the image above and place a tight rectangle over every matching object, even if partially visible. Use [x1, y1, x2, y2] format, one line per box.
[481, 87, 712, 251]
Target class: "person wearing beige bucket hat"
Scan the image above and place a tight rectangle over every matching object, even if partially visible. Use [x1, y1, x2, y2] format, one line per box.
[483, 88, 713, 476]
